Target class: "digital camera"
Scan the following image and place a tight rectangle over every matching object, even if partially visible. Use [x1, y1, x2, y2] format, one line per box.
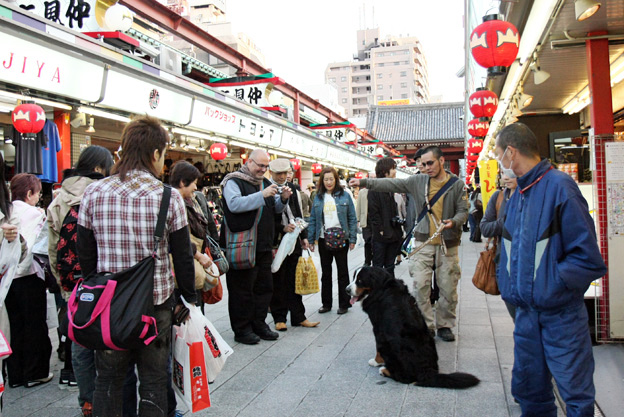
[391, 216, 406, 227]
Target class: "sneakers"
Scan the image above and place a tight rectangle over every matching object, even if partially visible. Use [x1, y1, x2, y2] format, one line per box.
[82, 402, 93, 417]
[59, 369, 78, 391]
[437, 327, 456, 342]
[25, 372, 54, 388]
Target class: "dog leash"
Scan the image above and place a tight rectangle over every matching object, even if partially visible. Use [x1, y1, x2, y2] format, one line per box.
[404, 220, 446, 259]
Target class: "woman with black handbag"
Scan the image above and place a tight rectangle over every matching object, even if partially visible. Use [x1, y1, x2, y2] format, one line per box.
[308, 167, 357, 315]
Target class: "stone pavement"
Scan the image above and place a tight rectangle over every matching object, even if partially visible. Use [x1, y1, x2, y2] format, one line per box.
[4, 232, 565, 417]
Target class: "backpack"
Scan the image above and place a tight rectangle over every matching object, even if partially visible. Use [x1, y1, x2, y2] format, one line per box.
[57, 205, 82, 292]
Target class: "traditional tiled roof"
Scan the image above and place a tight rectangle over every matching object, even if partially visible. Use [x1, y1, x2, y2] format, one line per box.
[366, 103, 465, 144]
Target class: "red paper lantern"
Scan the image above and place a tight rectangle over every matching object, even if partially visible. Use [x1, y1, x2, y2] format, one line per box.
[467, 119, 489, 138]
[355, 172, 367, 179]
[12, 102, 45, 137]
[469, 88, 499, 118]
[467, 138, 484, 154]
[311, 163, 322, 174]
[470, 15, 520, 76]
[209, 143, 228, 160]
[466, 154, 480, 163]
[289, 158, 301, 171]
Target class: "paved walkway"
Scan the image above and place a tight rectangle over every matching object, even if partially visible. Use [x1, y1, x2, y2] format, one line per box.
[4, 232, 564, 416]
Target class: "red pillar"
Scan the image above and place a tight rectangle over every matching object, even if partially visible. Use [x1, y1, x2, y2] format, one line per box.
[54, 110, 71, 182]
[586, 32, 614, 135]
[449, 160, 459, 175]
[293, 92, 300, 124]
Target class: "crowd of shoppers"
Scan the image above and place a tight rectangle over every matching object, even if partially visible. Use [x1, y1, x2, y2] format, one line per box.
[0, 115, 606, 417]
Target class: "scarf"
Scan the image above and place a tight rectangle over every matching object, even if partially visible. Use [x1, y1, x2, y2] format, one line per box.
[220, 163, 262, 188]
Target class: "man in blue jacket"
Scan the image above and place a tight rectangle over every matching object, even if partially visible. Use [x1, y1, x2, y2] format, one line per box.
[495, 123, 606, 417]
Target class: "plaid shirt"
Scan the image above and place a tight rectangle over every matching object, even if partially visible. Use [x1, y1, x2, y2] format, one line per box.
[78, 170, 188, 305]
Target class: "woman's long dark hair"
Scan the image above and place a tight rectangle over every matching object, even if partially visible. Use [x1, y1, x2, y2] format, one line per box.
[316, 166, 343, 199]
[0, 153, 11, 219]
[63, 145, 114, 180]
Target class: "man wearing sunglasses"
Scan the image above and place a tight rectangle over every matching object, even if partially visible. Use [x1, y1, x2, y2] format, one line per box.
[220, 149, 290, 345]
[350, 145, 468, 342]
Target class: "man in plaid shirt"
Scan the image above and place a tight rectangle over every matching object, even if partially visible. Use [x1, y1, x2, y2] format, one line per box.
[77, 116, 196, 416]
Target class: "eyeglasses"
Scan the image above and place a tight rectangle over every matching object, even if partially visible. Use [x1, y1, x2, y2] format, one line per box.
[420, 160, 437, 168]
[250, 159, 269, 169]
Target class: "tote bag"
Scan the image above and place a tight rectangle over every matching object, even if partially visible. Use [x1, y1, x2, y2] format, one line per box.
[472, 240, 499, 295]
[295, 250, 320, 295]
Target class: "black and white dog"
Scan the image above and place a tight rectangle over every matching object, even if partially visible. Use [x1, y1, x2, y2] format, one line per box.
[346, 267, 479, 389]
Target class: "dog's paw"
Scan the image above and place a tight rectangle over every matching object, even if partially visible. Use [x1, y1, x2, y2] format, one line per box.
[379, 367, 391, 378]
[368, 358, 384, 367]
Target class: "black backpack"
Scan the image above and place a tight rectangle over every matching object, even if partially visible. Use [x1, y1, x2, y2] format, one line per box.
[57, 205, 82, 292]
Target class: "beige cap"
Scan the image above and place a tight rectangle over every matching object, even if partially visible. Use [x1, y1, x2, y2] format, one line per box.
[268, 158, 290, 173]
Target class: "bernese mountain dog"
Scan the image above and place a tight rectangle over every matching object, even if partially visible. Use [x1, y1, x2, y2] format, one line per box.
[347, 266, 479, 389]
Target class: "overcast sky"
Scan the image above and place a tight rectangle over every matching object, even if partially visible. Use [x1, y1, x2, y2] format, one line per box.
[225, 0, 466, 102]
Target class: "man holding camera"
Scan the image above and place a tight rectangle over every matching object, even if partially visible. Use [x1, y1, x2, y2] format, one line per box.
[350, 146, 468, 342]
[368, 157, 404, 278]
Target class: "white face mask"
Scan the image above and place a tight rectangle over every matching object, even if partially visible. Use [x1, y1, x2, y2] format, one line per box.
[497, 148, 517, 179]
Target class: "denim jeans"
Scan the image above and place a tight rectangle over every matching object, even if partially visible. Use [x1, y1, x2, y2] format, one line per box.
[72, 343, 96, 407]
[93, 306, 172, 417]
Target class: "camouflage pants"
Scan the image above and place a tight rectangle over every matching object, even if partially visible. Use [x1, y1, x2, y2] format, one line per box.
[408, 244, 461, 330]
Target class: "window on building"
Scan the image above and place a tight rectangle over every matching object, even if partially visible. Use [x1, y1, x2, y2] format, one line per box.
[329, 77, 336, 83]
[377, 85, 383, 90]
[377, 95, 383, 100]
[366, 76, 371, 80]
[395, 61, 400, 66]
[342, 98, 347, 103]
[377, 63, 384, 67]
[401, 93, 408, 99]
[400, 71, 407, 77]
[376, 52, 384, 57]
[401, 82, 407, 88]
[404, 50, 409, 55]
[341, 76, 347, 82]
[366, 86, 371, 91]
[342, 87, 347, 93]
[404, 60, 410, 65]
[377, 74, 383, 79]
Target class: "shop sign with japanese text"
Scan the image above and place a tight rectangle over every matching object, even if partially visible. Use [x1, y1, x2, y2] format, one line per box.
[12, 0, 104, 31]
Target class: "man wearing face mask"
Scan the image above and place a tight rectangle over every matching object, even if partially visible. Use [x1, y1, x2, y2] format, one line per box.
[495, 123, 606, 417]
[268, 159, 319, 332]
[220, 149, 290, 345]
[349, 146, 468, 342]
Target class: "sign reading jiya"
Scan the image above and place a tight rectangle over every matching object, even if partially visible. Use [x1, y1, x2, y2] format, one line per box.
[206, 73, 285, 109]
[0, 30, 104, 102]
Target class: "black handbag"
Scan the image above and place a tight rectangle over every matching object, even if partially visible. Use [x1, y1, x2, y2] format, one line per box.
[66, 185, 171, 350]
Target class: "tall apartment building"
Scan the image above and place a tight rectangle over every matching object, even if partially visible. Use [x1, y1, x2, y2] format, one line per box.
[325, 28, 429, 118]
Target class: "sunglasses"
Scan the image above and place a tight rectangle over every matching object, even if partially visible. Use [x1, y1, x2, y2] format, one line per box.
[420, 160, 437, 167]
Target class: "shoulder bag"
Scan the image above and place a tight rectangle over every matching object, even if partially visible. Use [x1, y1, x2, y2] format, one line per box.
[224, 182, 264, 270]
[471, 191, 505, 295]
[66, 185, 171, 350]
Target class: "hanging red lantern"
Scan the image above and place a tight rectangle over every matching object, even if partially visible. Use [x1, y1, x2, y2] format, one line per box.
[311, 163, 323, 174]
[470, 15, 520, 76]
[355, 172, 367, 179]
[469, 88, 499, 118]
[289, 158, 301, 171]
[209, 143, 228, 160]
[467, 118, 490, 138]
[467, 138, 484, 154]
[466, 154, 480, 163]
[12, 102, 45, 137]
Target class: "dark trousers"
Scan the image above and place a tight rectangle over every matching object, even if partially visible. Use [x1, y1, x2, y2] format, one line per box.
[372, 239, 402, 278]
[92, 306, 172, 417]
[468, 213, 482, 241]
[225, 250, 273, 337]
[270, 251, 306, 325]
[318, 239, 350, 310]
[362, 227, 373, 266]
[5, 275, 52, 385]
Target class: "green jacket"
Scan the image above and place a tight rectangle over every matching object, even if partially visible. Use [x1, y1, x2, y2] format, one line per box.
[360, 171, 468, 248]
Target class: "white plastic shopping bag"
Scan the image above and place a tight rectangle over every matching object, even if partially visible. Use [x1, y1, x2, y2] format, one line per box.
[0, 238, 22, 308]
[271, 218, 307, 273]
[173, 297, 233, 413]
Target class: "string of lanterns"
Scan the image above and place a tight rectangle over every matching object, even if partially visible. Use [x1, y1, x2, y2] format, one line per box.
[467, 14, 519, 183]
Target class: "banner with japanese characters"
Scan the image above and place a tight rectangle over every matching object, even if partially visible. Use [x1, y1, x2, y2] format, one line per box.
[11, 0, 106, 31]
[478, 159, 499, 209]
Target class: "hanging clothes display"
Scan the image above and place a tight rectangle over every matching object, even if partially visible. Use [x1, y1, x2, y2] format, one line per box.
[7, 126, 48, 175]
[37, 120, 62, 183]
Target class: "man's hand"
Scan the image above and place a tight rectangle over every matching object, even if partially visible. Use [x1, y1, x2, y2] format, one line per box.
[283, 224, 296, 233]
[349, 243, 356, 251]
[281, 186, 293, 200]
[262, 184, 279, 198]
[349, 178, 361, 188]
[309, 243, 315, 252]
[196, 252, 213, 268]
[442, 219, 454, 229]
[174, 303, 190, 325]
[301, 239, 309, 250]
[1, 224, 18, 243]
